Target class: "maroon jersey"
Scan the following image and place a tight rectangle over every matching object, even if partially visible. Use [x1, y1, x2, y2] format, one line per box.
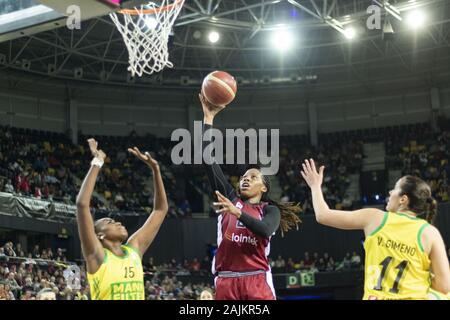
[212, 198, 272, 274]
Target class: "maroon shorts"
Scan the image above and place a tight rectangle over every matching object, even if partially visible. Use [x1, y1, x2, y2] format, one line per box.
[214, 272, 276, 300]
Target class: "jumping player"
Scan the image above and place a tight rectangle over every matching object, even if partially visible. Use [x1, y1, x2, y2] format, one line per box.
[76, 139, 168, 300]
[300, 158, 450, 300]
[199, 93, 302, 300]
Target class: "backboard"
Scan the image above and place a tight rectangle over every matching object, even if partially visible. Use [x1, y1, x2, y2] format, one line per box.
[0, 0, 131, 43]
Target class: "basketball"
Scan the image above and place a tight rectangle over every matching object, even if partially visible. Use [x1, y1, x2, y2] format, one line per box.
[202, 71, 237, 106]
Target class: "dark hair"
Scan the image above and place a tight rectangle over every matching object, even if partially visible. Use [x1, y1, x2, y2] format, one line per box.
[238, 167, 302, 235]
[399, 175, 438, 224]
[260, 175, 302, 236]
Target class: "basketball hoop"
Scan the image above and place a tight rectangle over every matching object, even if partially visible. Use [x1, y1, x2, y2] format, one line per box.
[110, 0, 185, 77]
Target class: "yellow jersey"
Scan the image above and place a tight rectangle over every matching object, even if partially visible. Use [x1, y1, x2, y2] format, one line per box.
[363, 212, 431, 300]
[428, 288, 450, 300]
[87, 244, 145, 300]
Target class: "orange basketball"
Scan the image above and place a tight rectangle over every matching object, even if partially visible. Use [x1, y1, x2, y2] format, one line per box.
[202, 71, 237, 106]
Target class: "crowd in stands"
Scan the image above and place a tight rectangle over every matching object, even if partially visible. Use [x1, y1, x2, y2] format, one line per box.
[1, 118, 450, 219]
[0, 127, 77, 204]
[2, 239, 450, 300]
[277, 120, 450, 213]
[385, 122, 449, 203]
[144, 256, 212, 275]
[269, 251, 363, 273]
[0, 241, 214, 300]
[0, 241, 82, 300]
[0, 240, 379, 300]
[278, 135, 363, 214]
[207, 120, 450, 216]
[0, 241, 68, 262]
[0, 126, 194, 218]
[317, 120, 450, 204]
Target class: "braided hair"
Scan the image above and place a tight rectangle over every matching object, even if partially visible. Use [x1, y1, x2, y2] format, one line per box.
[261, 174, 302, 236]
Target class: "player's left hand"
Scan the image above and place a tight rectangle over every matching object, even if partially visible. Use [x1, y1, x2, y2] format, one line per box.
[128, 147, 159, 171]
[300, 158, 324, 189]
[213, 191, 242, 218]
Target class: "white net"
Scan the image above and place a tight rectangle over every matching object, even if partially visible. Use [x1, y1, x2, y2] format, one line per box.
[110, 0, 184, 77]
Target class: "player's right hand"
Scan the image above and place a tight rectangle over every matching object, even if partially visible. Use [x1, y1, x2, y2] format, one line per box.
[87, 138, 106, 161]
[199, 92, 226, 119]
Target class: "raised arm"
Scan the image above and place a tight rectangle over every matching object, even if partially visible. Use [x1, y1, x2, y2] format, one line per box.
[300, 159, 384, 234]
[200, 93, 236, 200]
[126, 148, 168, 258]
[75, 139, 105, 273]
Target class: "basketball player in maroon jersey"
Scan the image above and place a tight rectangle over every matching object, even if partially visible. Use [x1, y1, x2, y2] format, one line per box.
[199, 93, 302, 300]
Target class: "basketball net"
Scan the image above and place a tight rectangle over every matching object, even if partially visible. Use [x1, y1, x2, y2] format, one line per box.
[110, 0, 185, 77]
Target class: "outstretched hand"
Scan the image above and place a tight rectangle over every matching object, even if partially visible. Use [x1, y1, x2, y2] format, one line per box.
[300, 159, 325, 189]
[87, 138, 106, 161]
[128, 147, 159, 170]
[199, 92, 226, 121]
[212, 190, 241, 218]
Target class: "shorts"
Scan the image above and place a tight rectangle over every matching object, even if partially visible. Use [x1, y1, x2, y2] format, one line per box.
[214, 271, 276, 300]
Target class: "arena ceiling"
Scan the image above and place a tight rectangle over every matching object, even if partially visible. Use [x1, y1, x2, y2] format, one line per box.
[0, 0, 450, 90]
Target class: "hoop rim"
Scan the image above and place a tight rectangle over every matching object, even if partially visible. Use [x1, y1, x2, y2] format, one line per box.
[118, 0, 184, 15]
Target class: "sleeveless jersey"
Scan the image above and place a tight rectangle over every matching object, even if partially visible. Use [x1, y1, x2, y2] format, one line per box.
[212, 199, 271, 274]
[363, 212, 431, 300]
[87, 245, 144, 300]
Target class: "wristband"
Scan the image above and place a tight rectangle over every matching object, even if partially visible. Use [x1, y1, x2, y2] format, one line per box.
[91, 157, 104, 168]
